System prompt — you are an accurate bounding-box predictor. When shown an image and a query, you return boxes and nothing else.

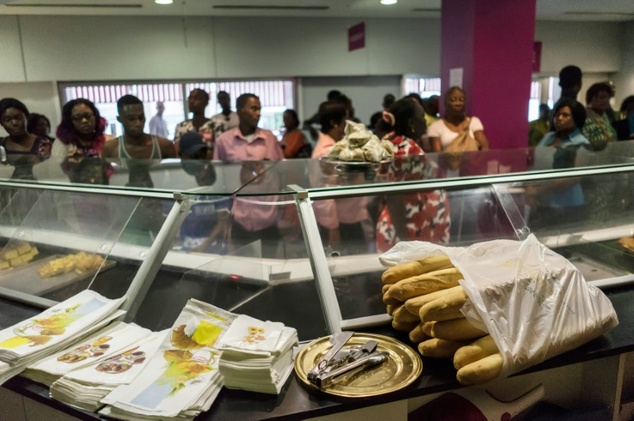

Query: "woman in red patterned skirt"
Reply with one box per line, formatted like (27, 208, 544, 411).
(376, 98, 451, 252)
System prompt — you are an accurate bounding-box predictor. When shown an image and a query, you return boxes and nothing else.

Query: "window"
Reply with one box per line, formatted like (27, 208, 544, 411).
(402, 76, 442, 98)
(59, 79, 296, 140)
(528, 81, 542, 121)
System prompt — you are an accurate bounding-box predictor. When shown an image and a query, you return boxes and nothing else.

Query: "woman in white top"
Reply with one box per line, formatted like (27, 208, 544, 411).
(428, 86, 490, 152)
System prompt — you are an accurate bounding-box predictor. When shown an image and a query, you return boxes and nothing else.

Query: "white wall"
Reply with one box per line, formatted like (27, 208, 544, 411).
(213, 17, 439, 78)
(0, 15, 631, 135)
(612, 21, 634, 107)
(535, 21, 622, 74)
(301, 76, 402, 126)
(19, 15, 218, 81)
(0, 16, 26, 83)
(5, 16, 439, 82)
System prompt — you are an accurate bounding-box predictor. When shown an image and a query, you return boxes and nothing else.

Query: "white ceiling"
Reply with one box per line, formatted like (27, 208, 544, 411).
(0, 0, 633, 21)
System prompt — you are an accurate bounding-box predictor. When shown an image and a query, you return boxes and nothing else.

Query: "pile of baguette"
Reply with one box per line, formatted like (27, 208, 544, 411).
(382, 255, 502, 385)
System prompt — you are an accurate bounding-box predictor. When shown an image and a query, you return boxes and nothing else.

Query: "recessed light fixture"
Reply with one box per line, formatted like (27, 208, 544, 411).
(155, 0, 173, 4)
(381, 0, 398, 5)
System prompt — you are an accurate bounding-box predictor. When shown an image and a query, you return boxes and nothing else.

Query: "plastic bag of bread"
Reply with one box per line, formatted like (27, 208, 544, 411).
(380, 234, 618, 381)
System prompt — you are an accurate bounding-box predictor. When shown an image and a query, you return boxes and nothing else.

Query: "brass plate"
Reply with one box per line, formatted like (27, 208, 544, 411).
(294, 333, 422, 398)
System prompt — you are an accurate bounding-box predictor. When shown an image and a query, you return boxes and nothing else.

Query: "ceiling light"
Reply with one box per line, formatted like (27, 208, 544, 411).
(155, 0, 173, 4)
(381, 0, 398, 5)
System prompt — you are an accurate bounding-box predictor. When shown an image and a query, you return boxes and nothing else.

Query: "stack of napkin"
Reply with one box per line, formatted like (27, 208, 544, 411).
(99, 299, 237, 421)
(216, 314, 298, 394)
(0, 290, 125, 385)
(49, 330, 166, 411)
(23, 322, 151, 387)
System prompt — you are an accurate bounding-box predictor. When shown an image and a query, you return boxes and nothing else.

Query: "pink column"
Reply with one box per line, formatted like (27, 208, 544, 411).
(440, 0, 536, 149)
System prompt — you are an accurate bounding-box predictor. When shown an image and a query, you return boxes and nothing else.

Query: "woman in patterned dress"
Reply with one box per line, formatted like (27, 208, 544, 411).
(582, 82, 617, 151)
(376, 98, 451, 252)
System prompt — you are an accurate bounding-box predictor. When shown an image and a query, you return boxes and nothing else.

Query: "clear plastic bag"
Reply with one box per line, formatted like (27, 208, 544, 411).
(380, 234, 618, 379)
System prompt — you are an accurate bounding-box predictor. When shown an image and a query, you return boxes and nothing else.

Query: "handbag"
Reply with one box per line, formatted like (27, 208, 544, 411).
(444, 118, 479, 170)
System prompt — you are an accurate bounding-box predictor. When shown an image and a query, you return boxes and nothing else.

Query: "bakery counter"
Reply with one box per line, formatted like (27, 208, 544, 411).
(3, 286, 634, 421)
(205, 285, 634, 420)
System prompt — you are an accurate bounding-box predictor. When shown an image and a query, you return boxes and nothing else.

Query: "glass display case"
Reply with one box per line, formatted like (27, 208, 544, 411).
(0, 142, 633, 342)
(1, 141, 634, 421)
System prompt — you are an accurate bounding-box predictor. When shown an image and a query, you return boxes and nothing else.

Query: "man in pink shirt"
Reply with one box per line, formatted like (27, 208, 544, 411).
(213, 94, 284, 258)
(213, 94, 283, 161)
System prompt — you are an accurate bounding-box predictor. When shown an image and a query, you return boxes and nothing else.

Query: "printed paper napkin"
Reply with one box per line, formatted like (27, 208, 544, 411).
(101, 299, 236, 419)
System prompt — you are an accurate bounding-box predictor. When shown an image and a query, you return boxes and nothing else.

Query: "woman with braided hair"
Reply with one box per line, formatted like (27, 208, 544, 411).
(53, 98, 113, 184)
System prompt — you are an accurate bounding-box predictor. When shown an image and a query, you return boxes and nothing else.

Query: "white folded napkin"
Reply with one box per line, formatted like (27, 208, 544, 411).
(216, 314, 284, 355)
(0, 290, 125, 365)
(3, 307, 125, 386)
(49, 330, 167, 411)
(25, 322, 151, 386)
(101, 299, 236, 419)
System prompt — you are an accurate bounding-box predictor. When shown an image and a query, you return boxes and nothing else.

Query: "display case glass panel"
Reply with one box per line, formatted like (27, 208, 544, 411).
(126, 193, 328, 341)
(0, 186, 172, 305)
(497, 168, 634, 286)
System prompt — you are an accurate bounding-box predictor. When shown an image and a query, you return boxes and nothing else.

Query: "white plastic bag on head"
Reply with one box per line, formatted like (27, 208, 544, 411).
(380, 234, 618, 379)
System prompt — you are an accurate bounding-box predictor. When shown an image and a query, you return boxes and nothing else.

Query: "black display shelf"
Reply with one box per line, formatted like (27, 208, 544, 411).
(2, 287, 634, 421)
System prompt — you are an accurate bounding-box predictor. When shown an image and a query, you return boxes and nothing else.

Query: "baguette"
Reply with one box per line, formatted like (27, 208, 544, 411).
(392, 318, 419, 333)
(453, 335, 499, 370)
(404, 288, 453, 315)
(421, 321, 435, 338)
(456, 353, 504, 385)
(387, 267, 464, 302)
(419, 286, 468, 322)
(409, 323, 429, 344)
(431, 318, 487, 342)
(382, 284, 391, 295)
(382, 289, 401, 306)
(393, 304, 420, 324)
(381, 255, 453, 285)
(418, 338, 469, 359)
(386, 304, 395, 316)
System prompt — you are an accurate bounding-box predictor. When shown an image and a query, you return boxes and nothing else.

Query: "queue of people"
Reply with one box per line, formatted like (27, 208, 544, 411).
(1, 74, 632, 258)
(530, 65, 634, 149)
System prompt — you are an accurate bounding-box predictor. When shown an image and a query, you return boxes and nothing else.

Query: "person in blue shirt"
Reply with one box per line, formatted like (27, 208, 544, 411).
(177, 131, 230, 254)
(538, 98, 589, 149)
(529, 99, 589, 230)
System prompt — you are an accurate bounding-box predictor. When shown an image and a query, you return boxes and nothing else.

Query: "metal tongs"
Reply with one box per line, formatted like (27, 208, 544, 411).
(0, 146, 7, 165)
(307, 332, 388, 389)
